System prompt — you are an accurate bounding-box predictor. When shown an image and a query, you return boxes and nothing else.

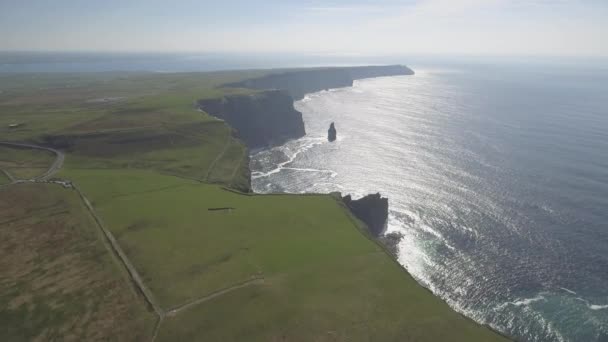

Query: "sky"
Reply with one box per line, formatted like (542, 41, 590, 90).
(1, 0, 607, 57)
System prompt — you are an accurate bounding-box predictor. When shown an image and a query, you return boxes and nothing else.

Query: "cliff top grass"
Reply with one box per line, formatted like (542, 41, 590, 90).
(0, 170, 10, 185)
(60, 167, 508, 342)
(0, 70, 266, 143)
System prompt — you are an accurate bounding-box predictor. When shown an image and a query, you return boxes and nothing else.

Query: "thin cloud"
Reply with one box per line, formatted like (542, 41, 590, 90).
(306, 6, 390, 14)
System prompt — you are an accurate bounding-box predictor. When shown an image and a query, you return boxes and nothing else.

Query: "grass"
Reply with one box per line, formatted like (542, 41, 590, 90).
(0, 183, 156, 341)
(62, 168, 508, 341)
(0, 145, 56, 180)
(0, 71, 254, 190)
(52, 120, 249, 191)
(0, 170, 10, 185)
(0, 70, 266, 142)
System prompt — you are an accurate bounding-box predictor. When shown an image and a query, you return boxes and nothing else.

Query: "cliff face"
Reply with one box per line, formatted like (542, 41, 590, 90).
(198, 90, 305, 148)
(346, 65, 415, 80)
(343, 193, 389, 237)
(227, 65, 414, 100)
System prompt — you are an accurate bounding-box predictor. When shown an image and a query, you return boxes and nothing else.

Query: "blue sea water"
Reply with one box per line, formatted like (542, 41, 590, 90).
(251, 63, 608, 341)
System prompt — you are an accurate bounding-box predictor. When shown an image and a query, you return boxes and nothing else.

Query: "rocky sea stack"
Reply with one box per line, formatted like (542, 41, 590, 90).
(328, 122, 337, 142)
(342, 193, 389, 237)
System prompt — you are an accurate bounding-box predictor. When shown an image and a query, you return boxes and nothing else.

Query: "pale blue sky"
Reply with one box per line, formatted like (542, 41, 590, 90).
(1, 0, 607, 56)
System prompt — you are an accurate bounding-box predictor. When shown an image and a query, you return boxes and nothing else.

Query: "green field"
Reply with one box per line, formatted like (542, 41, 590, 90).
(0, 183, 156, 341)
(0, 171, 10, 185)
(59, 168, 507, 341)
(1, 70, 509, 341)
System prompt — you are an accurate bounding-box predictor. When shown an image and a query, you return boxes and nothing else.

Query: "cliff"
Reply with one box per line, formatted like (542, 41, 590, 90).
(198, 90, 306, 149)
(226, 65, 414, 100)
(342, 193, 389, 237)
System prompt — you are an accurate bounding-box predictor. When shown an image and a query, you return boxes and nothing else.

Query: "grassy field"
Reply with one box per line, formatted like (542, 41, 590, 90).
(0, 145, 56, 180)
(0, 71, 255, 190)
(0, 71, 265, 143)
(61, 168, 508, 341)
(1, 70, 509, 341)
(0, 171, 10, 185)
(0, 183, 156, 341)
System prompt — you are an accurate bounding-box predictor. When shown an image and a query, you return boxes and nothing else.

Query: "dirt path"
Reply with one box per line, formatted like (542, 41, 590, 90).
(74, 187, 164, 313)
(204, 136, 232, 182)
(166, 277, 264, 317)
(0, 141, 65, 181)
(1, 168, 15, 183)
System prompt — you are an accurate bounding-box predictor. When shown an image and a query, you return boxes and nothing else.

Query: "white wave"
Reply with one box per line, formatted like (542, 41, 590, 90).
(540, 204, 555, 214)
(496, 295, 546, 311)
(282, 167, 338, 177)
(311, 182, 344, 191)
(571, 295, 608, 311)
(417, 223, 456, 251)
(251, 138, 326, 179)
(559, 287, 577, 295)
(589, 304, 608, 310)
(511, 295, 546, 307)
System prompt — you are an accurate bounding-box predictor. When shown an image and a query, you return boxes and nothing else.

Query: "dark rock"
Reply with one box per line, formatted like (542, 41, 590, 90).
(198, 90, 305, 149)
(378, 232, 404, 258)
(328, 122, 337, 142)
(343, 193, 389, 237)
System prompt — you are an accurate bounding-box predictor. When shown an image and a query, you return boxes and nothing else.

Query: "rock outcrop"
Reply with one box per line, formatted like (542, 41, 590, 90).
(226, 65, 414, 101)
(328, 122, 337, 142)
(342, 193, 389, 237)
(198, 90, 305, 148)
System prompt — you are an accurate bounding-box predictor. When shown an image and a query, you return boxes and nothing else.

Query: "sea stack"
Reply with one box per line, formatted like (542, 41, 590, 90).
(328, 122, 337, 142)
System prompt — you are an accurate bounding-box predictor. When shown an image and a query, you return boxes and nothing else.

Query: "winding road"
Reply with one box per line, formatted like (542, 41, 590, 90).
(0, 141, 65, 181)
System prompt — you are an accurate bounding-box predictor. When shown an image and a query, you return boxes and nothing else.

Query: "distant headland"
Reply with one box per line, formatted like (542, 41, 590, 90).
(199, 65, 414, 149)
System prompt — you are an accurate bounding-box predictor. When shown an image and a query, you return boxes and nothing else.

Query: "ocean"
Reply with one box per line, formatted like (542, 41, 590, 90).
(250, 63, 608, 342)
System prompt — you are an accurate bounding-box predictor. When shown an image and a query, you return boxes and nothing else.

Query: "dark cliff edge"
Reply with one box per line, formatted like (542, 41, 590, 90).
(340, 192, 403, 257)
(198, 90, 306, 149)
(342, 193, 389, 237)
(201, 65, 414, 149)
(225, 65, 415, 101)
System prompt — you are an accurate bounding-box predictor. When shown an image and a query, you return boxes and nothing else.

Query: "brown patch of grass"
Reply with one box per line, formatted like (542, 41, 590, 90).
(41, 127, 199, 158)
(0, 183, 155, 341)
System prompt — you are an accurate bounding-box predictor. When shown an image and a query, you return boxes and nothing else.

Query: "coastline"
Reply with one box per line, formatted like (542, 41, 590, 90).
(243, 71, 514, 341)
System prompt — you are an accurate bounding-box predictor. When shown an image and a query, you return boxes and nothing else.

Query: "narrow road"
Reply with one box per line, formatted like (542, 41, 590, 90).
(204, 136, 232, 182)
(1, 168, 15, 183)
(74, 187, 165, 316)
(0, 141, 65, 180)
